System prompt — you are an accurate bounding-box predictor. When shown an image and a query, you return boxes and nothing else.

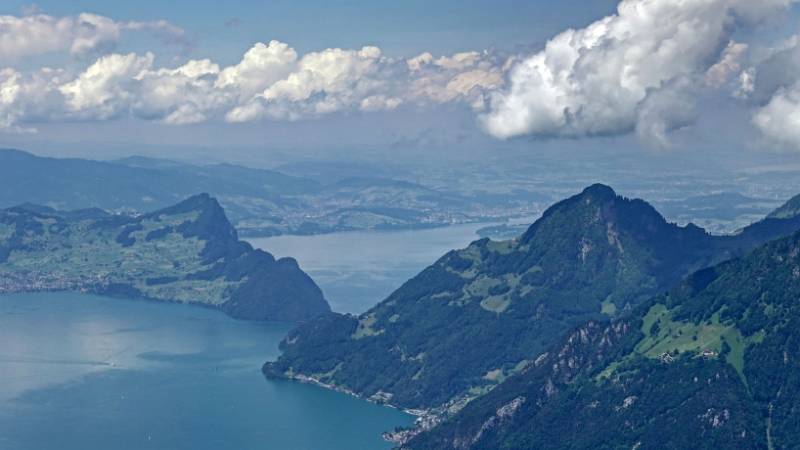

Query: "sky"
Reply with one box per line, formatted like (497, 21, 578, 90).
(3, 0, 800, 165)
(1, 0, 622, 58)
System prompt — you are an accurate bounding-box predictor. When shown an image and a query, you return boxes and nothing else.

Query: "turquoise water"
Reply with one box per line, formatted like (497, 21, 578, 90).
(0, 292, 413, 450)
(0, 224, 495, 449)
(249, 223, 492, 314)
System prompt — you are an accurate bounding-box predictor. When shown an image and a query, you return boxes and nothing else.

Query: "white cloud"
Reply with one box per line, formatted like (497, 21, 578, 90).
(135, 59, 224, 125)
(735, 68, 756, 99)
(215, 41, 297, 97)
(407, 51, 505, 110)
(705, 41, 749, 88)
(0, 12, 185, 60)
(0, 69, 23, 130)
(481, 0, 796, 142)
(0, 38, 502, 131)
(750, 36, 800, 149)
(9, 0, 796, 144)
(4, 0, 800, 154)
(635, 77, 698, 148)
(740, 27, 800, 149)
(753, 82, 800, 148)
(360, 95, 402, 112)
(60, 52, 154, 118)
(0, 67, 72, 132)
(239, 45, 400, 120)
(0, 11, 508, 131)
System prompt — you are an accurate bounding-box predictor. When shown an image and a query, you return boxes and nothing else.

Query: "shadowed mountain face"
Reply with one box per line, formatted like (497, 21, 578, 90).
(0, 194, 330, 322)
(407, 229, 800, 449)
(264, 185, 800, 412)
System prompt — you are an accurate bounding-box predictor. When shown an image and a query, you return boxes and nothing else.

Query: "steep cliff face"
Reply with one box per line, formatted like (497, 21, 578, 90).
(0, 194, 330, 322)
(264, 185, 800, 411)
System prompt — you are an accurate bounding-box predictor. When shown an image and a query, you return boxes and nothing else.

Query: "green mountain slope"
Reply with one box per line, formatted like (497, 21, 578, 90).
(263, 185, 800, 412)
(407, 229, 800, 449)
(0, 194, 330, 322)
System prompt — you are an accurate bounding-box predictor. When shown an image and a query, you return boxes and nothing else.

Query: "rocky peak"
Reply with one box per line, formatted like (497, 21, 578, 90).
(520, 184, 674, 249)
(154, 193, 237, 241)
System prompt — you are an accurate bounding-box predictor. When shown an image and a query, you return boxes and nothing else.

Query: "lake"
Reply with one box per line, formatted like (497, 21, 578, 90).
(0, 292, 413, 450)
(249, 223, 492, 313)
(0, 224, 493, 449)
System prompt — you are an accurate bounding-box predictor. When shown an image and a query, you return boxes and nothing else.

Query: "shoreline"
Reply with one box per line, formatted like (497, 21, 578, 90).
(266, 371, 456, 446)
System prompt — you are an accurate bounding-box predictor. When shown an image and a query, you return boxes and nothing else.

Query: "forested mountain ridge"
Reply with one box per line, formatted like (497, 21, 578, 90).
(0, 194, 330, 322)
(406, 228, 800, 449)
(264, 185, 800, 414)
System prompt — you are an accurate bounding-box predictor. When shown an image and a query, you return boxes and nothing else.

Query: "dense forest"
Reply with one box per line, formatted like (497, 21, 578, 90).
(407, 229, 800, 449)
(265, 185, 800, 412)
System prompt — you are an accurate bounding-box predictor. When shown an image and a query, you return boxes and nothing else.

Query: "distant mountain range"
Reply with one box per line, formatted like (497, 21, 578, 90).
(0, 149, 490, 236)
(1, 148, 788, 238)
(263, 185, 800, 446)
(0, 194, 329, 322)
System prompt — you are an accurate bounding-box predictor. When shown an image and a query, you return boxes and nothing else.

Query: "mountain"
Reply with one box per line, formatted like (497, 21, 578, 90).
(0, 194, 330, 322)
(768, 192, 800, 220)
(405, 228, 800, 449)
(0, 149, 481, 236)
(263, 185, 800, 416)
(733, 194, 800, 245)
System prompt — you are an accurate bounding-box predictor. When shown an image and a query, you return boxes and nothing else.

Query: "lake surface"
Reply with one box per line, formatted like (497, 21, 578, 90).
(249, 223, 493, 314)
(0, 292, 413, 450)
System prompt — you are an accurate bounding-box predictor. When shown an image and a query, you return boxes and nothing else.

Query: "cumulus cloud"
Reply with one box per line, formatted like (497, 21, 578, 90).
(10, 0, 798, 147)
(1, 69, 56, 132)
(480, 0, 797, 142)
(407, 51, 506, 110)
(0, 12, 185, 60)
(228, 45, 402, 121)
(0, 10, 508, 131)
(215, 41, 297, 97)
(137, 59, 225, 124)
(0, 69, 23, 130)
(705, 41, 749, 88)
(60, 53, 154, 119)
(753, 83, 800, 147)
(0, 38, 504, 131)
(747, 36, 800, 149)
